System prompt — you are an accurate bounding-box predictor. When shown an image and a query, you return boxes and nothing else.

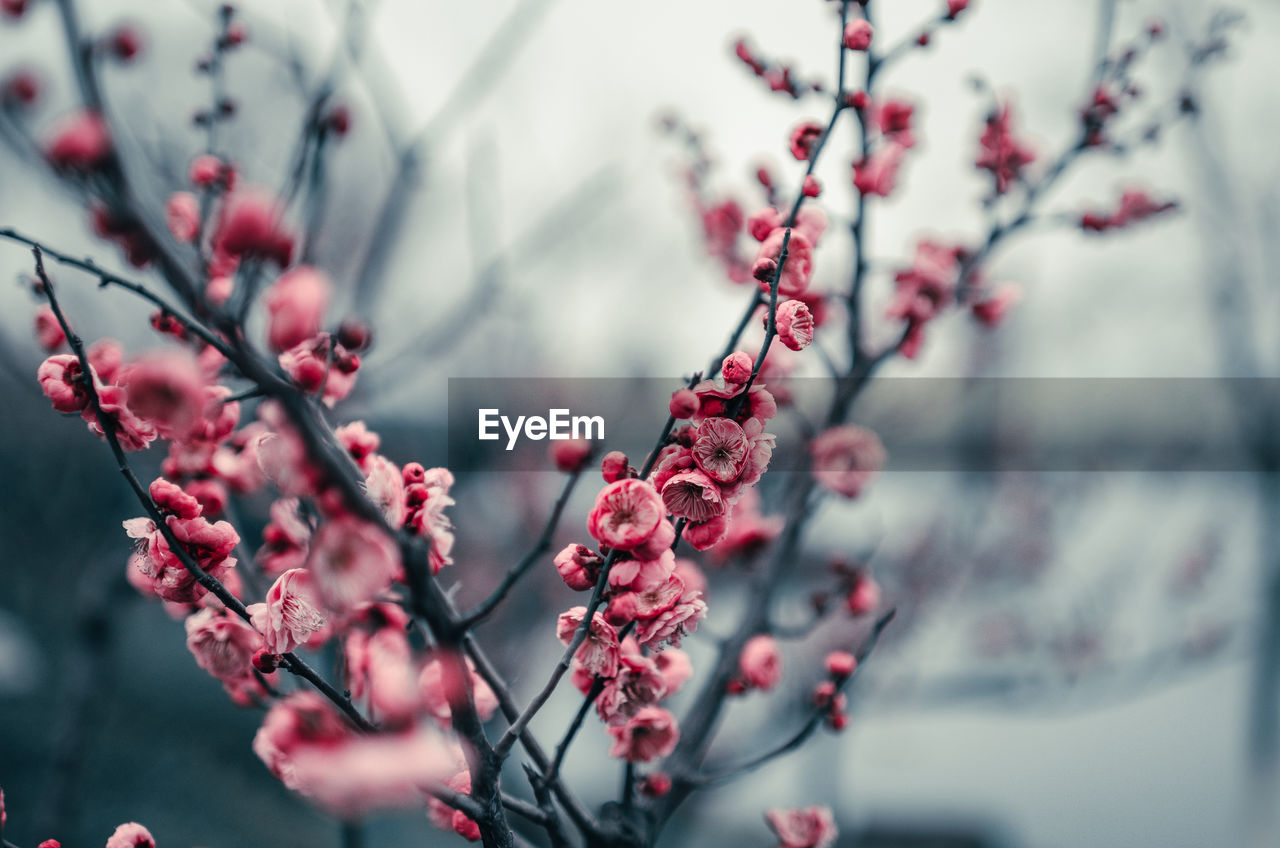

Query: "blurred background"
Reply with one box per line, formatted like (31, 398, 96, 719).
(0, 0, 1277, 846)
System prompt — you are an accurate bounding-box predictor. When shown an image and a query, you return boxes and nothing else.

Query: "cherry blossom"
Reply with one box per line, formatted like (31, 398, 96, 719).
(246, 568, 327, 654)
(104, 823, 155, 848)
(765, 806, 837, 848)
(587, 478, 665, 551)
(557, 606, 621, 679)
(810, 425, 886, 498)
(607, 705, 679, 762)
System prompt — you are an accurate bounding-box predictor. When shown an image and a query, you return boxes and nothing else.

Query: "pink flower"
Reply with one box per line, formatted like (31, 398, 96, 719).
(669, 388, 699, 419)
(788, 121, 824, 161)
(692, 418, 749, 484)
(608, 549, 675, 593)
(557, 606, 621, 678)
(971, 282, 1022, 327)
(655, 647, 693, 695)
(607, 706, 679, 762)
(635, 588, 706, 650)
(405, 468, 456, 574)
(247, 569, 327, 654)
(755, 229, 814, 296)
(306, 518, 400, 613)
(335, 420, 381, 471)
(84, 383, 157, 451)
(555, 543, 603, 591)
(45, 110, 111, 171)
(253, 691, 351, 789)
(189, 154, 229, 188)
(1, 0, 28, 18)
(184, 607, 263, 687)
(1081, 189, 1178, 233)
(853, 142, 906, 197)
(343, 624, 419, 722)
(88, 339, 124, 382)
(775, 299, 814, 351)
(629, 574, 685, 621)
(286, 728, 454, 818)
(264, 267, 331, 353)
(364, 455, 406, 527)
(587, 479, 665, 551)
(551, 438, 592, 473)
(256, 497, 311, 575)
(876, 100, 916, 148)
(682, 514, 729, 551)
(846, 572, 881, 616)
(419, 653, 499, 727)
(739, 634, 783, 690)
(977, 103, 1036, 194)
(165, 192, 199, 242)
(888, 240, 961, 356)
(842, 20, 873, 51)
(104, 823, 155, 848)
(600, 450, 632, 483)
(37, 354, 91, 412)
(825, 650, 857, 677)
(34, 306, 65, 351)
(149, 477, 202, 519)
(597, 652, 667, 725)
(661, 469, 725, 522)
(810, 425, 886, 498)
(947, 0, 971, 18)
(117, 351, 208, 440)
(212, 189, 294, 266)
(278, 334, 360, 406)
(765, 806, 838, 848)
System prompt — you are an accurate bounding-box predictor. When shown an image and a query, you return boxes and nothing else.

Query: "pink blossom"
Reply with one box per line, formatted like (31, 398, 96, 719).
(405, 468, 456, 573)
(587, 479, 665, 551)
(682, 513, 729, 551)
(635, 588, 706, 650)
(253, 691, 350, 789)
(184, 607, 263, 687)
(739, 634, 783, 690)
(335, 420, 381, 471)
(825, 650, 857, 677)
(189, 154, 229, 188)
(104, 823, 155, 848)
(977, 103, 1036, 194)
(607, 706, 679, 762)
(165, 192, 199, 242)
(597, 652, 667, 725)
(117, 351, 208, 440)
(842, 20, 873, 51)
(555, 543, 603, 591)
(775, 299, 814, 351)
(609, 549, 675, 593)
(1081, 189, 1178, 233)
(810, 425, 886, 498)
(655, 647, 693, 695)
(888, 240, 961, 356)
(45, 110, 111, 171)
(306, 518, 400, 613)
(247, 568, 327, 654)
(419, 653, 499, 727)
(600, 450, 632, 483)
(149, 477, 202, 519)
(557, 606, 621, 678)
(853, 142, 906, 197)
(364, 455, 406, 527)
(788, 121, 823, 161)
(669, 388, 699, 419)
(88, 339, 124, 382)
(748, 207, 784, 242)
(629, 574, 685, 621)
(847, 572, 882, 616)
(947, 0, 971, 19)
(876, 100, 916, 148)
(1, 0, 28, 18)
(755, 229, 813, 296)
(711, 489, 783, 563)
(34, 306, 65, 351)
(37, 354, 91, 412)
(692, 417, 749, 483)
(661, 469, 725, 522)
(83, 382, 158, 451)
(256, 497, 311, 575)
(264, 267, 331, 353)
(343, 624, 419, 722)
(212, 189, 294, 266)
(287, 728, 454, 818)
(765, 806, 838, 848)
(971, 282, 1022, 327)
(551, 438, 592, 472)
